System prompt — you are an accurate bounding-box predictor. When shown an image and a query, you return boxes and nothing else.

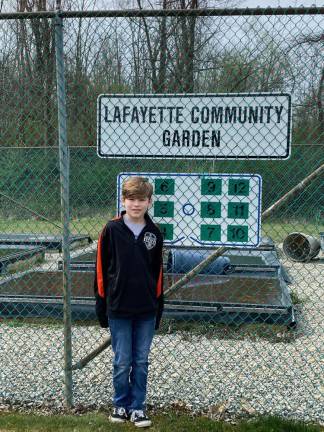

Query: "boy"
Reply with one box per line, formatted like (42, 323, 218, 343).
(94, 176, 164, 428)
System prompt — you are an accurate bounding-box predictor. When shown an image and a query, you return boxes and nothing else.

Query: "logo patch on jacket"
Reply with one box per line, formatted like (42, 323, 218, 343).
(143, 232, 157, 250)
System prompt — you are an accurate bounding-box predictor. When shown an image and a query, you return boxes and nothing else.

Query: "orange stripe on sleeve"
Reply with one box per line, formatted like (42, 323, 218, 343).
(96, 233, 105, 298)
(156, 266, 163, 298)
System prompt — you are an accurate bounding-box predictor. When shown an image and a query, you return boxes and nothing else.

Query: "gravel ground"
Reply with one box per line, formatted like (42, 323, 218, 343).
(0, 248, 323, 423)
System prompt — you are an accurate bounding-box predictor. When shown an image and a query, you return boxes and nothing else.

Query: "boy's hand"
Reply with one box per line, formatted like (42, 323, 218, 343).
(99, 317, 109, 328)
(155, 317, 161, 330)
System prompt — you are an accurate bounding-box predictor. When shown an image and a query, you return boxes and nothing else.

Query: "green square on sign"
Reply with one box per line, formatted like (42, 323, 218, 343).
(228, 179, 250, 196)
(201, 202, 221, 218)
(154, 201, 174, 218)
(227, 225, 249, 242)
(158, 223, 173, 240)
(200, 224, 221, 241)
(227, 202, 249, 219)
(201, 178, 222, 195)
(155, 179, 175, 195)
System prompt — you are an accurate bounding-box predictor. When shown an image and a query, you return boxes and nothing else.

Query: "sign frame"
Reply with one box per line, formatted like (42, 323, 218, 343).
(117, 172, 262, 249)
(98, 93, 292, 160)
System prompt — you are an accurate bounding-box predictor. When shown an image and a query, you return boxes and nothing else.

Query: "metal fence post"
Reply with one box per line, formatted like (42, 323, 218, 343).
(54, 11, 73, 408)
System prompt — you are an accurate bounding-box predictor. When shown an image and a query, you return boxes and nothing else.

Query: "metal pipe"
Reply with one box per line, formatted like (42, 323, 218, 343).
(71, 336, 111, 370)
(55, 12, 73, 408)
(0, 7, 323, 20)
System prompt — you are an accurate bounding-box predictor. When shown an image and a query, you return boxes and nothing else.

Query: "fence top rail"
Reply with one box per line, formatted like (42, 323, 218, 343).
(0, 6, 323, 20)
(0, 143, 323, 150)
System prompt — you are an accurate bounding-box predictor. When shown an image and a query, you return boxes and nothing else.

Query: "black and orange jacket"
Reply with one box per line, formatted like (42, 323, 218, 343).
(94, 211, 164, 330)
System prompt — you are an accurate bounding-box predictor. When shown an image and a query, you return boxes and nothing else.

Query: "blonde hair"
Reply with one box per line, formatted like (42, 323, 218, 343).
(122, 176, 153, 200)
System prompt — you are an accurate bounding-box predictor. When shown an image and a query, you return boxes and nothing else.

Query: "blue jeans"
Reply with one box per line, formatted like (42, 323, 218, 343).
(109, 317, 155, 411)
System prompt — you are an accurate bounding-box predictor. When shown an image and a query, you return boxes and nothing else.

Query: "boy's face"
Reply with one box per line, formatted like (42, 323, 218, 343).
(122, 196, 152, 222)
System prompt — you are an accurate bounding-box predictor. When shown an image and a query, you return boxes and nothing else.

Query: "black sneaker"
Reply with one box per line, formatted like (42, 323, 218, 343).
(130, 410, 152, 428)
(110, 407, 128, 423)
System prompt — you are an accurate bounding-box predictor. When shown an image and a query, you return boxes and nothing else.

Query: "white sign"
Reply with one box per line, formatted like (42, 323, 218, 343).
(98, 93, 291, 159)
(117, 172, 262, 248)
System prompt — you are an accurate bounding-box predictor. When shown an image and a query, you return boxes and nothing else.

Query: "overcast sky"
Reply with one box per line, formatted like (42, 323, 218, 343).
(241, 0, 323, 6)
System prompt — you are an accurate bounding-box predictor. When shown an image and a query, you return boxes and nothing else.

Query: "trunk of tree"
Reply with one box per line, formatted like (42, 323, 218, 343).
(158, 0, 168, 92)
(130, 19, 141, 91)
(137, 0, 158, 92)
(184, 0, 197, 92)
(17, 0, 55, 147)
(172, 0, 198, 92)
(317, 66, 324, 135)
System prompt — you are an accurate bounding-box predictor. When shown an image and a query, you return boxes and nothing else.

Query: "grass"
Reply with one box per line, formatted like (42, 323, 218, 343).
(0, 412, 322, 432)
(0, 217, 322, 243)
(0, 249, 22, 258)
(0, 217, 108, 241)
(289, 290, 309, 306)
(160, 320, 297, 342)
(261, 221, 323, 243)
(6, 254, 45, 274)
(0, 317, 64, 328)
(0, 317, 297, 343)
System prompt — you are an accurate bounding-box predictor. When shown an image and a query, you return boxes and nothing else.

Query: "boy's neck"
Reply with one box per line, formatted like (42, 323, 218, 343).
(124, 212, 146, 225)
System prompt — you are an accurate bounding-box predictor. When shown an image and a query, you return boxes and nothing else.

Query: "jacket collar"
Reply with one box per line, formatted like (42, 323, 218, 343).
(119, 210, 155, 229)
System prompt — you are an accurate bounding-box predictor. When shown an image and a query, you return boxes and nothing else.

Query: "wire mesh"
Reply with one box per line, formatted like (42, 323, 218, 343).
(0, 5, 323, 422)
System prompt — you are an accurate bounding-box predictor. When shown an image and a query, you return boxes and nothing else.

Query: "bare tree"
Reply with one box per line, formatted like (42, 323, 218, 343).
(15, 0, 56, 147)
(295, 33, 324, 135)
(286, 31, 324, 141)
(135, 0, 200, 92)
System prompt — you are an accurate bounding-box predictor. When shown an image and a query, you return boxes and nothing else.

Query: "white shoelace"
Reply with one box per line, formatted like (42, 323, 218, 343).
(131, 410, 145, 419)
(116, 407, 127, 416)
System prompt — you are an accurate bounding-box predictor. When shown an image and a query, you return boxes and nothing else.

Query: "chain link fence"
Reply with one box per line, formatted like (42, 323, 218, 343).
(0, 4, 323, 423)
